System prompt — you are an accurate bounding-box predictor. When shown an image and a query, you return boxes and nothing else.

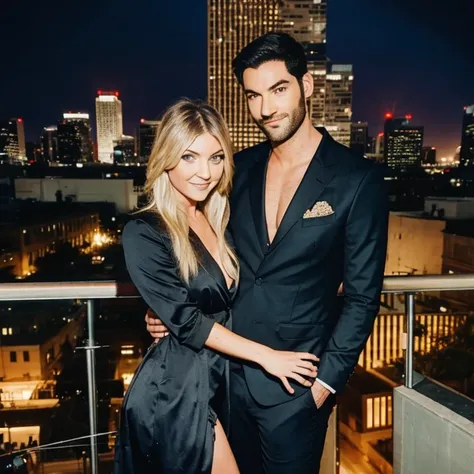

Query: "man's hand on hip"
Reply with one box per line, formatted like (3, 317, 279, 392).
(310, 380, 331, 408)
(145, 308, 168, 342)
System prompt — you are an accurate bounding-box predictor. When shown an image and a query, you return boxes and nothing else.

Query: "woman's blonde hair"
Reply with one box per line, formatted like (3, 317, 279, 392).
(140, 98, 239, 283)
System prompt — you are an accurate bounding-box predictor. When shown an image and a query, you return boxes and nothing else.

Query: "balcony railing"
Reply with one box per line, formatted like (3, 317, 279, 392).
(1, 274, 473, 474)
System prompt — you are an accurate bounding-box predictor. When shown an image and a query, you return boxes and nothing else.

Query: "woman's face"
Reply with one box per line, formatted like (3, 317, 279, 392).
(168, 132, 225, 206)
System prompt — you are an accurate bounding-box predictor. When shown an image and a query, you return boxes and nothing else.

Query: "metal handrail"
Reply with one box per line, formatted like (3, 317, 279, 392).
(1, 274, 474, 301)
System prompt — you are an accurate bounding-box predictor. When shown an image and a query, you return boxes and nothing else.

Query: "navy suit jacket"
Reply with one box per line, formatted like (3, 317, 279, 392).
(229, 127, 389, 406)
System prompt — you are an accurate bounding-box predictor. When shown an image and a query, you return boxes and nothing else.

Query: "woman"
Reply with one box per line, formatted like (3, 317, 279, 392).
(114, 99, 318, 474)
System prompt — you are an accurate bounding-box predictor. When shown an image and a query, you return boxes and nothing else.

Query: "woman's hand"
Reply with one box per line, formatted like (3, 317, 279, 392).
(258, 349, 319, 394)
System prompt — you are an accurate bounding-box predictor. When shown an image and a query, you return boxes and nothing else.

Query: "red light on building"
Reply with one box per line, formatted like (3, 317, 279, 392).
(18, 118, 23, 123)
(377, 132, 384, 137)
(405, 113, 413, 120)
(115, 91, 119, 97)
(385, 113, 393, 119)
(98, 90, 102, 95)
(431, 147, 436, 150)
(444, 169, 451, 173)
(140, 118, 146, 124)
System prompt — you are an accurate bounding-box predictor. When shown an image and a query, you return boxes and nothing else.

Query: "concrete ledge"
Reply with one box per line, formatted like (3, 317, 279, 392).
(394, 384, 474, 474)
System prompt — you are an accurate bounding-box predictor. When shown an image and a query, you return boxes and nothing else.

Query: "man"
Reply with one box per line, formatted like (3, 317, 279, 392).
(145, 32, 389, 473)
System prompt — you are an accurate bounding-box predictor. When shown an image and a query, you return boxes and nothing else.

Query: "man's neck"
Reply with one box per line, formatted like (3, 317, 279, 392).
(271, 119, 323, 168)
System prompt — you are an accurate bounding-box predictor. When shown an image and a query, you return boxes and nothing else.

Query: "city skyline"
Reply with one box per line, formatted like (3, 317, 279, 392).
(1, 0, 472, 159)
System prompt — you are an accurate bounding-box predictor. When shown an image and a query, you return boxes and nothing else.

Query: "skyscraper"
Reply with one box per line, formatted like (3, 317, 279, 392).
(324, 65, 353, 146)
(113, 135, 136, 165)
(95, 91, 123, 163)
(460, 104, 474, 168)
(351, 122, 369, 155)
(41, 125, 58, 163)
(57, 113, 93, 164)
(208, 0, 281, 151)
(138, 119, 161, 162)
(384, 114, 424, 170)
(0, 118, 26, 161)
(421, 146, 437, 166)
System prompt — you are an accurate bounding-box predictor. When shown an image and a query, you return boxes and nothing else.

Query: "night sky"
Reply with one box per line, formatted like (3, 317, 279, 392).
(1, 0, 472, 159)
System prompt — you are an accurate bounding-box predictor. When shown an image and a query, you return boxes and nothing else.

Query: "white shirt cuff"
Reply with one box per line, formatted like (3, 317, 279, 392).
(316, 378, 336, 394)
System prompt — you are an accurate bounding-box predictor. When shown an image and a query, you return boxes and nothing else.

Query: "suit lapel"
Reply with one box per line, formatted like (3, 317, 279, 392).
(268, 128, 338, 253)
(248, 142, 271, 255)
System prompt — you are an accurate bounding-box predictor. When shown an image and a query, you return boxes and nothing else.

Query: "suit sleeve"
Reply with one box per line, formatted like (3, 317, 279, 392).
(122, 219, 215, 351)
(317, 166, 389, 392)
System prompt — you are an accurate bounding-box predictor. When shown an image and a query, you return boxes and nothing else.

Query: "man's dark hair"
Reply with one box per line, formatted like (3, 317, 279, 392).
(232, 32, 308, 86)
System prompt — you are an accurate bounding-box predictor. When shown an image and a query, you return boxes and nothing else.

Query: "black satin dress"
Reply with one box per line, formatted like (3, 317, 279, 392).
(113, 214, 236, 474)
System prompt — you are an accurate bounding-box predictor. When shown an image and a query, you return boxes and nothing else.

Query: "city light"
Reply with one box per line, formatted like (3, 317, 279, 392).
(385, 112, 393, 119)
(92, 232, 112, 247)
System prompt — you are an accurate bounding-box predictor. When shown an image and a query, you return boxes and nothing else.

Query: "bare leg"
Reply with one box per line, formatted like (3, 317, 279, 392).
(212, 419, 240, 474)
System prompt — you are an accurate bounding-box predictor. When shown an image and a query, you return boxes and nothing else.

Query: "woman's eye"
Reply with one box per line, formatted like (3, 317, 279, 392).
(181, 154, 195, 162)
(210, 154, 224, 163)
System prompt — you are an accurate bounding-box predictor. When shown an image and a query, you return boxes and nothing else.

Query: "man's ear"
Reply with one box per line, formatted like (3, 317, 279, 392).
(302, 72, 314, 100)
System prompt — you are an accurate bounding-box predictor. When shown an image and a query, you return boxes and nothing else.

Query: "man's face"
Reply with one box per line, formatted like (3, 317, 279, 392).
(242, 60, 308, 144)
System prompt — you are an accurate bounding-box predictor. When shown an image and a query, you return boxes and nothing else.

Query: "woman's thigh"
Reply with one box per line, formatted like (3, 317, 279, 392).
(212, 418, 239, 474)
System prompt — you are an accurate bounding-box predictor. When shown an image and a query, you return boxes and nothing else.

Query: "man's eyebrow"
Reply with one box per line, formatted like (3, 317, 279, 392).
(244, 79, 290, 95)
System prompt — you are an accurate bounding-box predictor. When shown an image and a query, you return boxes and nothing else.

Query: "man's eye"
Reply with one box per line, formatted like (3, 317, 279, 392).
(247, 94, 257, 101)
(275, 87, 286, 94)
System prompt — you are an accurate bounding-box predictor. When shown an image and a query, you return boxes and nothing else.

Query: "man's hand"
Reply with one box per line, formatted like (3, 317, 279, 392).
(310, 380, 331, 408)
(145, 308, 169, 342)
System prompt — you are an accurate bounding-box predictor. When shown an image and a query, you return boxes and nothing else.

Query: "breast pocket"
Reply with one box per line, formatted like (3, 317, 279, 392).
(301, 213, 337, 227)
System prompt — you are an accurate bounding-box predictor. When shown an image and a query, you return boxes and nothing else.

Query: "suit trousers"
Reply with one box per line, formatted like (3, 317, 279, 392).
(229, 366, 335, 474)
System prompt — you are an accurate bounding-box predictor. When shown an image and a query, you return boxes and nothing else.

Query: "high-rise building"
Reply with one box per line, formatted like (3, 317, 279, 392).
(113, 135, 136, 165)
(41, 126, 58, 163)
(324, 65, 353, 146)
(421, 146, 437, 166)
(375, 132, 384, 156)
(95, 91, 123, 164)
(278, 0, 327, 44)
(350, 122, 369, 155)
(384, 114, 423, 170)
(25, 142, 42, 163)
(0, 118, 26, 161)
(460, 104, 474, 167)
(57, 113, 93, 164)
(138, 119, 161, 162)
(208, 0, 281, 151)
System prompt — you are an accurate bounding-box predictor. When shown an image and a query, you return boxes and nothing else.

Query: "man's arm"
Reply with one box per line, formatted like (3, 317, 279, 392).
(316, 165, 389, 393)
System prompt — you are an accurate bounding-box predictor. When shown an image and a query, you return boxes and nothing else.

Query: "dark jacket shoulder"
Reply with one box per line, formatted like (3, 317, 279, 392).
(122, 210, 169, 242)
(233, 140, 270, 173)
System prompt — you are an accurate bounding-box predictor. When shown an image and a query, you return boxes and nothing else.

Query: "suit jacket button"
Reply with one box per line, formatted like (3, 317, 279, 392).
(255, 277, 263, 286)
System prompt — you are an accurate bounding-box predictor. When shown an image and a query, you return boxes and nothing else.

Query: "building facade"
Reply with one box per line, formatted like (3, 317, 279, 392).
(0, 118, 26, 161)
(460, 104, 474, 167)
(138, 119, 160, 162)
(57, 113, 93, 164)
(0, 210, 100, 278)
(14, 178, 139, 213)
(95, 91, 123, 163)
(384, 116, 423, 170)
(208, 0, 280, 151)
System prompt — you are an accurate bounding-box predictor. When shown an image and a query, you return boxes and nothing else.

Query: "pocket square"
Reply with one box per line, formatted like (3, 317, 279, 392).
(303, 201, 334, 218)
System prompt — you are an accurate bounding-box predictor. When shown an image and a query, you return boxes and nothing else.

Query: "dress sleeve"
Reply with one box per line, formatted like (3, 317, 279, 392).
(122, 219, 215, 351)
